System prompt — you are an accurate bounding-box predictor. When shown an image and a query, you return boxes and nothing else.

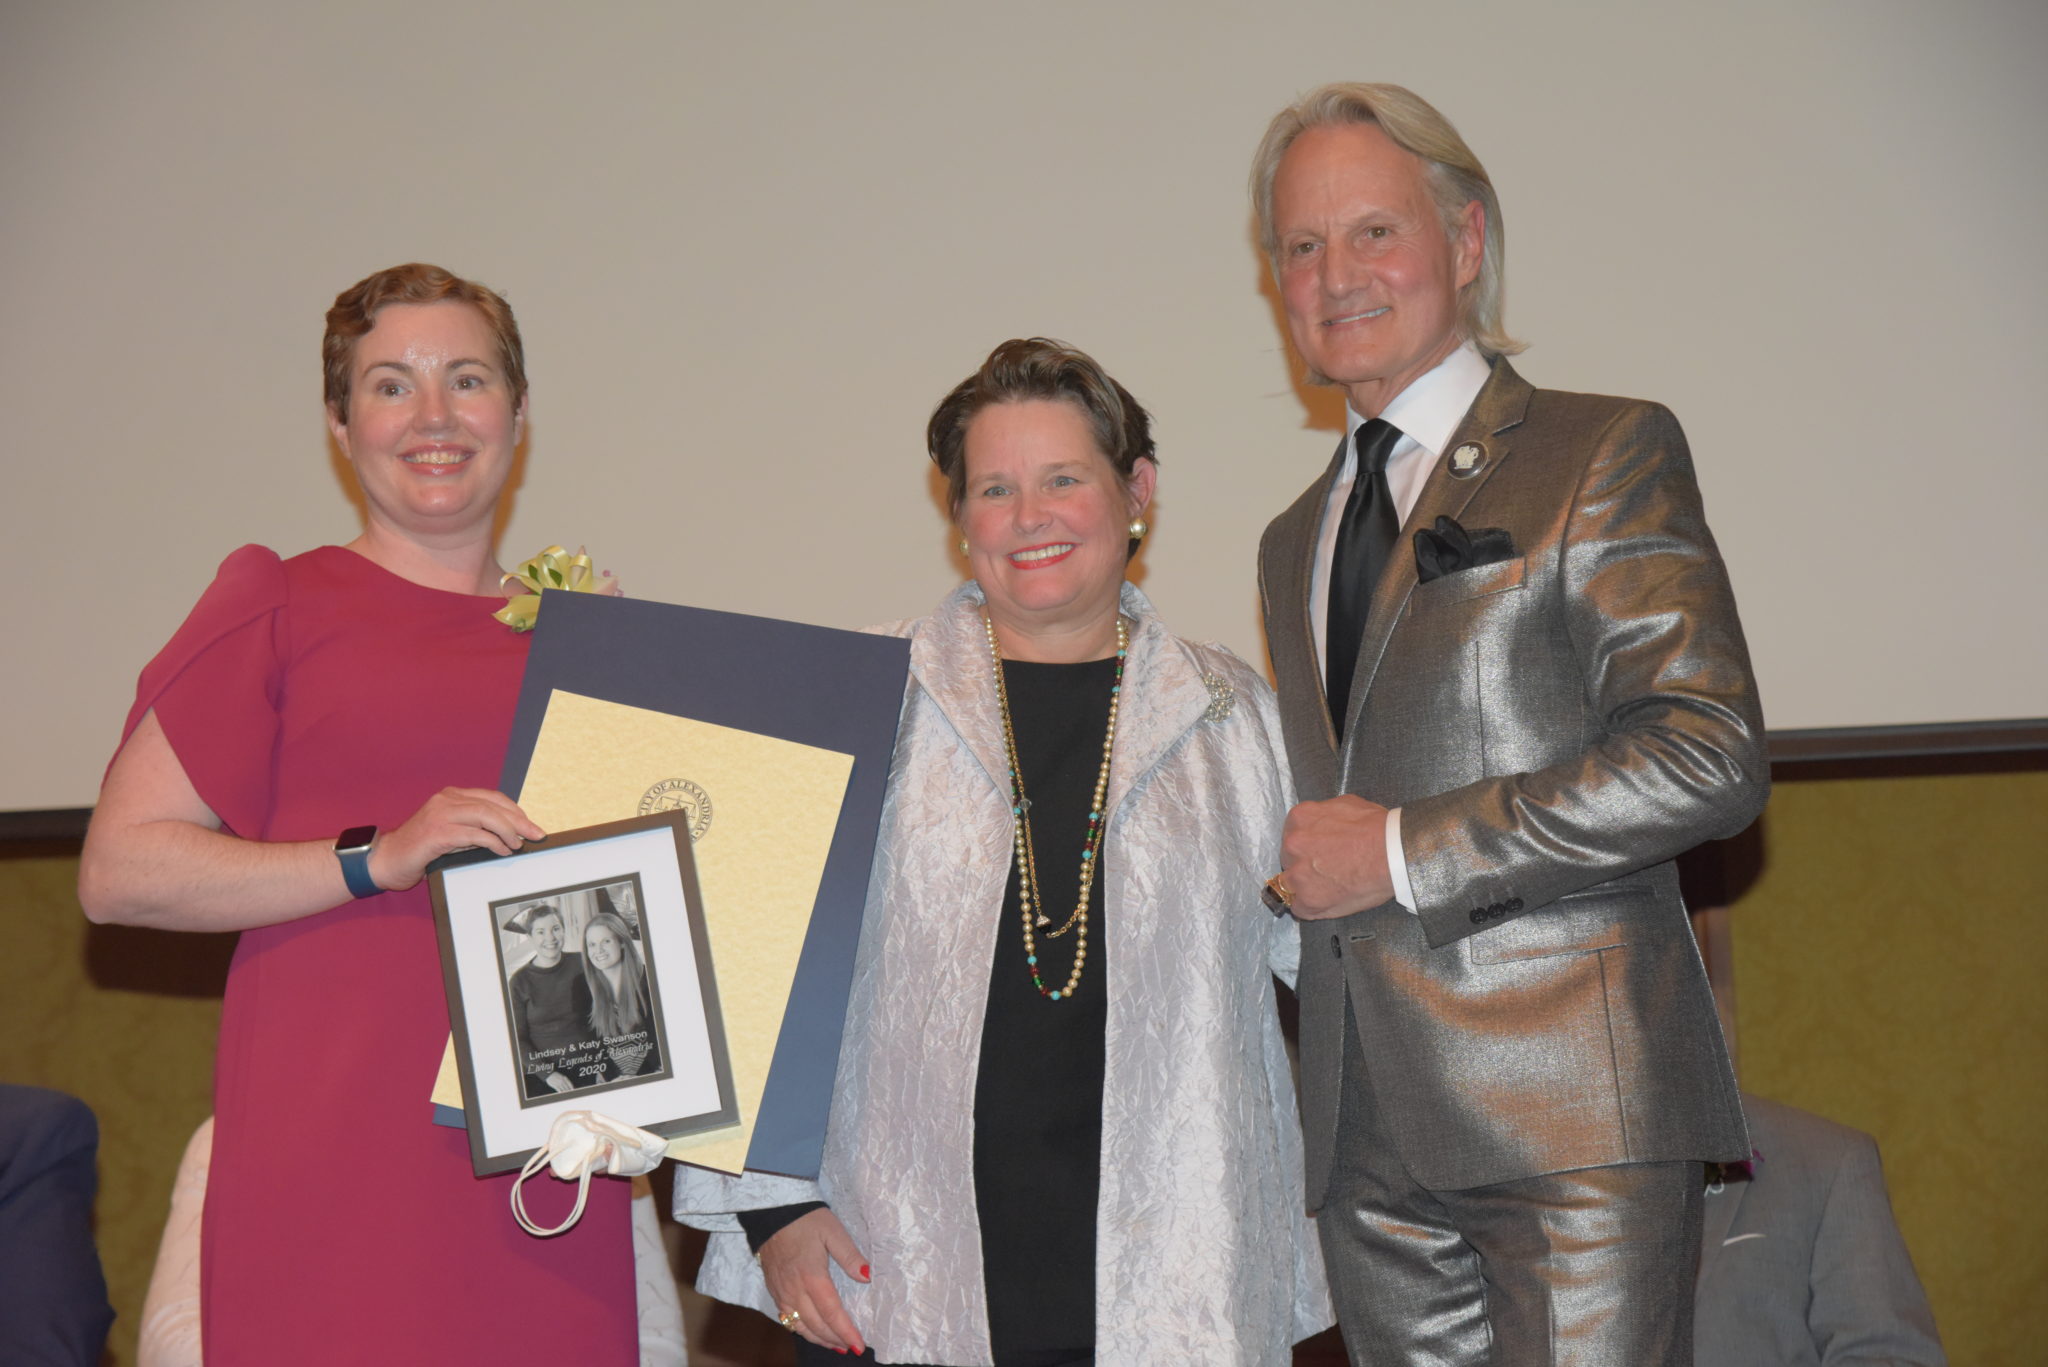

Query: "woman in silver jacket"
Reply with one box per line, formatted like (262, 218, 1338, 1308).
(673, 338, 1329, 1365)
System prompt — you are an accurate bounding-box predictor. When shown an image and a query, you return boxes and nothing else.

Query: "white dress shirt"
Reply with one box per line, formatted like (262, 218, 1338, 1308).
(1310, 341, 1493, 912)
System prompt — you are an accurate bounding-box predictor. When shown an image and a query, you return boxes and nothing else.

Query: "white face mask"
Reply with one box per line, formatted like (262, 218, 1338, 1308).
(510, 1109, 669, 1238)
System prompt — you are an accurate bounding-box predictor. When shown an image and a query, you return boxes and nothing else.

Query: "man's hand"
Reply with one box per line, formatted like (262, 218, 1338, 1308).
(1279, 795, 1395, 919)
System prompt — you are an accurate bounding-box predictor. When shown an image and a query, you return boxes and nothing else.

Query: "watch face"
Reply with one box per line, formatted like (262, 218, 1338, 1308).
(337, 825, 378, 852)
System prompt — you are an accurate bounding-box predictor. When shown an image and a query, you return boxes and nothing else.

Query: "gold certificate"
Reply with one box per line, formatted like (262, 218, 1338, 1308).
(434, 687, 854, 1174)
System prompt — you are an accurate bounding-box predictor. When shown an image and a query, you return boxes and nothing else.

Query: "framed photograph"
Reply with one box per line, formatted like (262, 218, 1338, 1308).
(429, 809, 739, 1175)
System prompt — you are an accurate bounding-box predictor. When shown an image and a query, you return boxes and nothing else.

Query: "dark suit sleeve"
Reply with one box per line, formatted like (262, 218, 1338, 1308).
(1400, 402, 1768, 943)
(736, 1200, 831, 1254)
(0, 1087, 116, 1367)
(1808, 1132, 1946, 1365)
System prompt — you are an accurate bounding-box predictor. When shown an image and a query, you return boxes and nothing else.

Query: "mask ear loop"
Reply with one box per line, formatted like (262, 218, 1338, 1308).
(511, 1140, 596, 1238)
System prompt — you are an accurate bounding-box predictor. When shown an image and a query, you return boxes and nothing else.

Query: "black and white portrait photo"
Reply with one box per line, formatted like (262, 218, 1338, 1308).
(432, 810, 739, 1174)
(491, 877, 669, 1106)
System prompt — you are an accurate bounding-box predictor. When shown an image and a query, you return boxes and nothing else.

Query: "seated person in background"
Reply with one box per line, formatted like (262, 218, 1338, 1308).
(0, 1085, 115, 1367)
(509, 903, 595, 1097)
(1696, 1091, 1946, 1367)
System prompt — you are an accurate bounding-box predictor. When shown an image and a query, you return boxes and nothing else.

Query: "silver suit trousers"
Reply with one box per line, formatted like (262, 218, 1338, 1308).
(1318, 997, 1703, 1366)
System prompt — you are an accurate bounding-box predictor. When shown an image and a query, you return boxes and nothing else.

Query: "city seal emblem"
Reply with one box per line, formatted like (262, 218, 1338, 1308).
(638, 778, 713, 841)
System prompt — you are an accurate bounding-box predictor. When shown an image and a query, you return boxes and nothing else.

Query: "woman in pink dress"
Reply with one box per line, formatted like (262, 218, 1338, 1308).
(79, 264, 637, 1364)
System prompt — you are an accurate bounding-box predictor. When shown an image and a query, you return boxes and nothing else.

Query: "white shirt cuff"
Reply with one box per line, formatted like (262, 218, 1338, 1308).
(1386, 807, 1417, 914)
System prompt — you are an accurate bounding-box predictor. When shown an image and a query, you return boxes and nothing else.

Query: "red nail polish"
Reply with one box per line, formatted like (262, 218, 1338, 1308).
(859, 1263, 870, 1280)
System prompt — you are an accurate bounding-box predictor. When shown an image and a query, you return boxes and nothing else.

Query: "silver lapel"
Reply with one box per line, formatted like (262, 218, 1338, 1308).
(914, 581, 1209, 829)
(907, 582, 1015, 805)
(1336, 362, 1532, 776)
(1300, 432, 1351, 754)
(1265, 432, 1351, 764)
(1101, 582, 1211, 824)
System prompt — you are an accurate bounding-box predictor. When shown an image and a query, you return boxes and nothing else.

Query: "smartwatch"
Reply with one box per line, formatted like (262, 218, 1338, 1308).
(334, 825, 381, 899)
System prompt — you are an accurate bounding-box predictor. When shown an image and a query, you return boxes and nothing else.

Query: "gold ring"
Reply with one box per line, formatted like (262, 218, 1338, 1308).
(1262, 874, 1294, 915)
(778, 1309, 801, 1329)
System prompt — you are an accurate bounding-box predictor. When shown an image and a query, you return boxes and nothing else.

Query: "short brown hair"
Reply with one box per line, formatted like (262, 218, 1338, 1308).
(926, 337, 1157, 516)
(322, 263, 527, 421)
(1250, 83, 1522, 359)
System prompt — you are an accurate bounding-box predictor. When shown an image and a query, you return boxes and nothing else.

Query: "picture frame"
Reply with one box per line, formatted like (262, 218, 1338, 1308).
(429, 809, 739, 1176)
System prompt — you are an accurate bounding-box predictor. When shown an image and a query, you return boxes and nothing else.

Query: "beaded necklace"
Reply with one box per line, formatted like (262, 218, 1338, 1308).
(983, 611, 1127, 1002)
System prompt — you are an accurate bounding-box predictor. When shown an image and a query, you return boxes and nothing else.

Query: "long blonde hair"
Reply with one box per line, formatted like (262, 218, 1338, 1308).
(1250, 82, 1523, 361)
(581, 911, 650, 1037)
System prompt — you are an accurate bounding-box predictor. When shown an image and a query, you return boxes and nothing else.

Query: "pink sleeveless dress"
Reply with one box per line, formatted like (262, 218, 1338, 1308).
(118, 544, 635, 1365)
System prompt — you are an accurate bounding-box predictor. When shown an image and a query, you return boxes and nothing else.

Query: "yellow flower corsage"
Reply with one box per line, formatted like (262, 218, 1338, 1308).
(494, 545, 620, 632)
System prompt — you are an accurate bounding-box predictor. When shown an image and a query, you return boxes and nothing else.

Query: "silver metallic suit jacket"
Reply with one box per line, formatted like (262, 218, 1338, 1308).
(1258, 358, 1769, 1202)
(673, 581, 1331, 1365)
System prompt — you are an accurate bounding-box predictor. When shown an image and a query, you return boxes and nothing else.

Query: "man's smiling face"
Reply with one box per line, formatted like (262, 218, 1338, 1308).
(1272, 121, 1483, 417)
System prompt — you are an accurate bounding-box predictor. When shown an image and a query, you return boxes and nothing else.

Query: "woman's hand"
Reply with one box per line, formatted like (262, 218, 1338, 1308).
(544, 1071, 574, 1094)
(367, 788, 546, 892)
(759, 1207, 870, 1355)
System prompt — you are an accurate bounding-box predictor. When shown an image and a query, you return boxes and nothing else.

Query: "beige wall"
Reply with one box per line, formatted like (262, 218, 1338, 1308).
(6, 0, 2048, 812)
(11, 766, 2047, 1362)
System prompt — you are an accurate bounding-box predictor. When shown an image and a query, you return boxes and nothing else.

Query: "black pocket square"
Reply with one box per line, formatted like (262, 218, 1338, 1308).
(1413, 516, 1516, 584)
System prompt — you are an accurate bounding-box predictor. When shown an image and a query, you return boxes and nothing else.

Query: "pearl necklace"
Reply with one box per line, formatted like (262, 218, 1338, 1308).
(984, 611, 1127, 1002)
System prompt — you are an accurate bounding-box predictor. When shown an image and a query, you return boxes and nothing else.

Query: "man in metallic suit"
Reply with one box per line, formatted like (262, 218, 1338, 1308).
(1254, 83, 1769, 1364)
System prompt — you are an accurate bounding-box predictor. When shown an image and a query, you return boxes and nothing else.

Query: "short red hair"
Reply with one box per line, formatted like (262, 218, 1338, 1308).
(322, 263, 526, 421)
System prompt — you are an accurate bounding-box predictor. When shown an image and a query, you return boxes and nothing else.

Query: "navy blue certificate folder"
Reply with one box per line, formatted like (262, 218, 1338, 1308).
(500, 590, 909, 1178)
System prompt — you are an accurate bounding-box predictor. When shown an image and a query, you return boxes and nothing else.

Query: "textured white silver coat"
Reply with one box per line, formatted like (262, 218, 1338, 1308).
(673, 581, 1331, 1364)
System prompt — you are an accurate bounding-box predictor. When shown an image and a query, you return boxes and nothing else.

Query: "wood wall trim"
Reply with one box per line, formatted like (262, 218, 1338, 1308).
(8, 719, 2044, 847)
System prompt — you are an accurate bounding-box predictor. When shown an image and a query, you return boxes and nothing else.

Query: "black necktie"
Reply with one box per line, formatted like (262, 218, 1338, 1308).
(1325, 418, 1403, 736)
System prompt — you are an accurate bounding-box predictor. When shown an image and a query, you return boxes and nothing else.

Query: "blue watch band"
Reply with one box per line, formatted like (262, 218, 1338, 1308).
(335, 825, 380, 899)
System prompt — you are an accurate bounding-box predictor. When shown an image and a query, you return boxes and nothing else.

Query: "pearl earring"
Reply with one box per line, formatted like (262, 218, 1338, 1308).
(1127, 518, 1149, 540)
(959, 537, 970, 556)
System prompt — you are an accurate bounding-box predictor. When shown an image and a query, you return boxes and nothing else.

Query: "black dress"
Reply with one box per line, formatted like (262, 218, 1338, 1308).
(772, 655, 1118, 1367)
(970, 655, 1116, 1359)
